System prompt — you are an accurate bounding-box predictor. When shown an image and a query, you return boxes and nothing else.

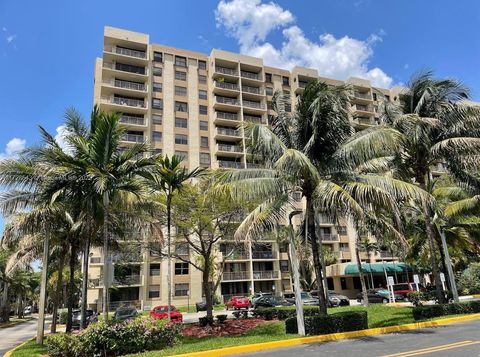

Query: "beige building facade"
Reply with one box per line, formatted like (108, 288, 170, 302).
(88, 26, 409, 311)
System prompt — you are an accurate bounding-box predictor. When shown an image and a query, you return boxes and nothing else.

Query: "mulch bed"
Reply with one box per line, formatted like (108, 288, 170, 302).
(182, 318, 267, 338)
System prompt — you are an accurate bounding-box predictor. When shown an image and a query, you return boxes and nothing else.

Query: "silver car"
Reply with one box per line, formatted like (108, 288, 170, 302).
(284, 292, 319, 305)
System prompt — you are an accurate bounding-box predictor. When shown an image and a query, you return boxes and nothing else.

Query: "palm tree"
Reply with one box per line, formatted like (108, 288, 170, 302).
(146, 155, 203, 320)
(359, 237, 378, 289)
(216, 82, 429, 315)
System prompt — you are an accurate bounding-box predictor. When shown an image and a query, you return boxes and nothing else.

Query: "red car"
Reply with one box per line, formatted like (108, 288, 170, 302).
(225, 296, 251, 310)
(392, 283, 425, 298)
(150, 305, 183, 322)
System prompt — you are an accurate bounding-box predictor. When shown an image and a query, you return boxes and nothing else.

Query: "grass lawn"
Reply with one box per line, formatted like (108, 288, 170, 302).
(10, 305, 474, 357)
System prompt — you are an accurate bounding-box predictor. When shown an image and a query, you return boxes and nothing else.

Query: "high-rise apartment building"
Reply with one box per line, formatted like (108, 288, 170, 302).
(87, 26, 405, 312)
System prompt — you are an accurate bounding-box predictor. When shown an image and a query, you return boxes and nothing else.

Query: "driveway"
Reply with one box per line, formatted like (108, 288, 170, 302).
(0, 315, 50, 356)
(237, 318, 480, 357)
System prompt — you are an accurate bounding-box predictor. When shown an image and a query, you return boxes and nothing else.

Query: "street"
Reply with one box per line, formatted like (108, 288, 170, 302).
(238, 319, 480, 357)
(0, 315, 50, 357)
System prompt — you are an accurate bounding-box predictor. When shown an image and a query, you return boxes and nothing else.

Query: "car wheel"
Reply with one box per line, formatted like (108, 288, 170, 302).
(383, 298, 389, 304)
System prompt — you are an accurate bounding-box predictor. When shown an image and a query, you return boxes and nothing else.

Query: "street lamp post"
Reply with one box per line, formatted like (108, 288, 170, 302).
(289, 210, 305, 336)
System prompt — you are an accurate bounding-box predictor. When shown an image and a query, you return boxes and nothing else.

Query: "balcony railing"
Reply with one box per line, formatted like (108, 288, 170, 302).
(244, 115, 266, 124)
(216, 128, 241, 137)
(114, 79, 146, 91)
(112, 252, 143, 263)
(215, 81, 239, 91)
(379, 250, 393, 258)
(253, 271, 279, 279)
(299, 81, 309, 88)
(216, 111, 239, 121)
(103, 62, 147, 75)
(217, 144, 243, 153)
(243, 100, 265, 109)
(110, 96, 146, 108)
(224, 251, 250, 260)
(222, 271, 250, 281)
(354, 91, 372, 100)
(216, 96, 240, 106)
(215, 66, 238, 76)
(352, 104, 374, 112)
(115, 47, 146, 59)
(320, 234, 339, 242)
(218, 160, 243, 169)
(120, 115, 145, 126)
(121, 133, 144, 143)
(113, 275, 142, 285)
(252, 251, 277, 259)
(241, 71, 261, 81)
(242, 85, 263, 95)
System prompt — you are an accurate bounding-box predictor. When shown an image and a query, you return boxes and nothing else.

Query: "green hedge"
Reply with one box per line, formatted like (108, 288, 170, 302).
(413, 300, 480, 320)
(285, 311, 368, 335)
(253, 306, 321, 321)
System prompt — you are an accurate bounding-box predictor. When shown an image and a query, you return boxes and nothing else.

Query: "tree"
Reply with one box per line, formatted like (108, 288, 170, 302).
(147, 155, 203, 320)
(359, 237, 378, 289)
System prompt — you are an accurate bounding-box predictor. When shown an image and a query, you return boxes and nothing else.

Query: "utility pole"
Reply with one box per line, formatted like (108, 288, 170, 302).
(439, 229, 459, 302)
(289, 210, 305, 336)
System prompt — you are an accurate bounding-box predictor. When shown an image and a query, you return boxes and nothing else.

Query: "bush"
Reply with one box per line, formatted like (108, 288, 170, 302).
(413, 300, 480, 320)
(255, 306, 321, 321)
(216, 314, 227, 323)
(46, 317, 181, 357)
(59, 310, 68, 325)
(285, 311, 368, 335)
(199, 316, 214, 327)
(407, 292, 425, 307)
(458, 263, 480, 295)
(232, 310, 249, 319)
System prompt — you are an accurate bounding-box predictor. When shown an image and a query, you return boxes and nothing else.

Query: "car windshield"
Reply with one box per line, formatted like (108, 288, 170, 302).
(301, 292, 313, 299)
(376, 289, 390, 294)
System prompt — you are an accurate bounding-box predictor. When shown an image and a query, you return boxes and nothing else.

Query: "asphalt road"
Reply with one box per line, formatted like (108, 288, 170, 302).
(239, 319, 480, 357)
(0, 315, 50, 356)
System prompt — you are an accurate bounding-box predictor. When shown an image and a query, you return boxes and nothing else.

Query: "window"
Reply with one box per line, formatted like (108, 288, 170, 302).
(153, 51, 163, 62)
(385, 95, 390, 101)
(175, 134, 188, 145)
(175, 283, 189, 296)
(199, 121, 208, 131)
(175, 101, 188, 112)
(266, 87, 273, 96)
(198, 74, 207, 84)
(175, 55, 187, 67)
(152, 114, 162, 125)
(327, 278, 334, 290)
(175, 71, 186, 81)
(199, 90, 208, 100)
(175, 86, 187, 96)
(175, 263, 189, 275)
(267, 101, 273, 110)
(336, 226, 348, 235)
(199, 105, 208, 115)
(198, 60, 207, 70)
(153, 67, 162, 76)
(150, 263, 160, 276)
(152, 98, 163, 109)
(153, 82, 162, 92)
(175, 150, 188, 160)
(149, 285, 160, 298)
(282, 76, 290, 86)
(152, 131, 162, 142)
(90, 257, 101, 264)
(175, 243, 189, 256)
(340, 277, 347, 290)
(175, 117, 188, 128)
(372, 93, 377, 101)
(200, 136, 209, 148)
(279, 243, 288, 253)
(200, 153, 210, 165)
(265, 73, 272, 83)
(280, 260, 289, 272)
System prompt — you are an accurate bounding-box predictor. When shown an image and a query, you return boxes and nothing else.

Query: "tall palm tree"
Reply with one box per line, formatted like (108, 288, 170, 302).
(146, 155, 203, 320)
(359, 237, 378, 289)
(216, 82, 429, 315)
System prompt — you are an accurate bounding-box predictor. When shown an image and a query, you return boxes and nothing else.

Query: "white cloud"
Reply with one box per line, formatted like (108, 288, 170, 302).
(0, 138, 26, 159)
(6, 34, 16, 44)
(54, 125, 72, 153)
(215, 0, 393, 88)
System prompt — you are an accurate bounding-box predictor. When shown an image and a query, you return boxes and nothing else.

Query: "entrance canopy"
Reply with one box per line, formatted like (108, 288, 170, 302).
(344, 262, 411, 275)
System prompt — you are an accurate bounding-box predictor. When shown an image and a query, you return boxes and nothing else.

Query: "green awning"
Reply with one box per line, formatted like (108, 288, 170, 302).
(344, 262, 411, 275)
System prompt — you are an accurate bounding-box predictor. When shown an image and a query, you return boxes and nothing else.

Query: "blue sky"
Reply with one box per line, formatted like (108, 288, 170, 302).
(0, 0, 479, 233)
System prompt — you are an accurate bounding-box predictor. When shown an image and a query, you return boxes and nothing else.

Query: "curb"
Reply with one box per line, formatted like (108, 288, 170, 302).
(4, 339, 33, 357)
(172, 313, 480, 357)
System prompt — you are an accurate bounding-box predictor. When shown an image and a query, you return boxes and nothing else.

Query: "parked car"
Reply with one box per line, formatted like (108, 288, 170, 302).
(327, 291, 350, 307)
(356, 289, 405, 304)
(150, 305, 183, 322)
(225, 296, 251, 310)
(284, 292, 319, 305)
(195, 301, 207, 312)
(252, 296, 293, 309)
(23, 306, 32, 315)
(113, 307, 138, 322)
(392, 283, 425, 298)
(72, 309, 98, 329)
(251, 292, 273, 305)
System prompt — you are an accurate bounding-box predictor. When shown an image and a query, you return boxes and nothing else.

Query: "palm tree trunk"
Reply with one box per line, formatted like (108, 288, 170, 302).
(66, 242, 77, 333)
(306, 197, 327, 315)
(51, 251, 66, 333)
(166, 193, 172, 321)
(36, 229, 49, 344)
(80, 235, 91, 329)
(102, 191, 110, 321)
(355, 239, 369, 307)
(0, 282, 9, 323)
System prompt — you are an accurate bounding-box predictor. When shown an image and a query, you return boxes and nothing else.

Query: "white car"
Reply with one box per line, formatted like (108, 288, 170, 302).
(23, 306, 32, 315)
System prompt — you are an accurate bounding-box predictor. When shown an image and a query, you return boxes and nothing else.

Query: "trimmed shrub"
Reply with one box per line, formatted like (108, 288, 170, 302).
(255, 306, 321, 321)
(46, 333, 80, 357)
(285, 311, 368, 335)
(199, 316, 214, 327)
(216, 314, 227, 323)
(59, 310, 68, 325)
(232, 310, 249, 319)
(458, 263, 480, 295)
(407, 292, 425, 307)
(413, 300, 480, 320)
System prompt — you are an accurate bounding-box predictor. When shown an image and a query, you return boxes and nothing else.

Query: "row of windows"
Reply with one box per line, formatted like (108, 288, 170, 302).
(150, 116, 208, 132)
(148, 283, 190, 298)
(264, 73, 290, 86)
(153, 51, 207, 70)
(152, 66, 207, 85)
(151, 99, 208, 115)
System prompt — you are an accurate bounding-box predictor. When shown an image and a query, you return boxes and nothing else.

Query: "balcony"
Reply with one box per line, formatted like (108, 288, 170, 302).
(241, 70, 262, 81)
(253, 271, 279, 280)
(119, 114, 145, 126)
(215, 96, 240, 110)
(112, 252, 143, 263)
(218, 160, 243, 169)
(114, 79, 146, 92)
(222, 271, 250, 281)
(244, 115, 267, 124)
(217, 143, 243, 153)
(103, 62, 147, 76)
(321, 234, 339, 242)
(214, 111, 240, 124)
(243, 100, 265, 110)
(299, 80, 309, 88)
(215, 66, 238, 77)
(242, 85, 264, 96)
(252, 251, 277, 260)
(353, 117, 375, 127)
(352, 104, 374, 113)
(114, 47, 146, 59)
(215, 127, 241, 138)
(224, 251, 250, 260)
(113, 275, 142, 286)
(214, 81, 239, 91)
(354, 91, 372, 100)
(121, 133, 144, 143)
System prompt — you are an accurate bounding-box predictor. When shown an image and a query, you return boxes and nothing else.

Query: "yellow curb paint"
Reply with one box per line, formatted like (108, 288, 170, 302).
(171, 313, 480, 357)
(3, 339, 33, 357)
